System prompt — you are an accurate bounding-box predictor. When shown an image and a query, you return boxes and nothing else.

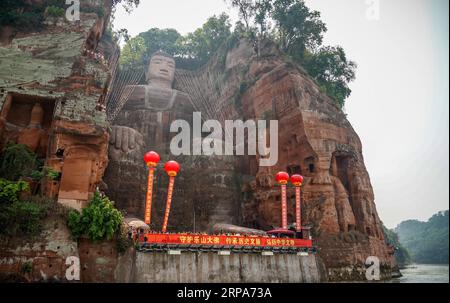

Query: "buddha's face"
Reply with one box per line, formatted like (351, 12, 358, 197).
(147, 54, 176, 87)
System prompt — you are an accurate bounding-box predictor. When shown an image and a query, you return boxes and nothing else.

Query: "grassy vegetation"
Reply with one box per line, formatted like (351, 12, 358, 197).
(0, 179, 53, 237)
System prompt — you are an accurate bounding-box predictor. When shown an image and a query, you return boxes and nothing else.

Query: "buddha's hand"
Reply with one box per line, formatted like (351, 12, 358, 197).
(109, 126, 144, 159)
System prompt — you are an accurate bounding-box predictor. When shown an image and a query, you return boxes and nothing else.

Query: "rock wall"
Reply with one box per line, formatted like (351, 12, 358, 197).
(117, 251, 327, 283)
(0, 216, 78, 282)
(173, 39, 396, 280)
(0, 0, 113, 210)
(0, 221, 121, 283)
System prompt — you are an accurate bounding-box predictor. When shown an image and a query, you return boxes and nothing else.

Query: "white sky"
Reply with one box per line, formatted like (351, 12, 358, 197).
(114, 0, 449, 228)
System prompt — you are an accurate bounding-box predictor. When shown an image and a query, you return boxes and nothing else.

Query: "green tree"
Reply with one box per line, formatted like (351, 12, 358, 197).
(4, 200, 46, 235)
(68, 192, 124, 242)
(396, 211, 449, 264)
(0, 0, 46, 30)
(0, 179, 29, 205)
(121, 14, 232, 70)
(382, 223, 412, 267)
(0, 144, 38, 181)
(226, 0, 273, 41)
(177, 13, 232, 68)
(138, 28, 182, 59)
(119, 36, 147, 68)
(0, 179, 50, 236)
(111, 0, 140, 12)
(272, 0, 327, 62)
(228, 0, 255, 30)
(304, 46, 357, 108)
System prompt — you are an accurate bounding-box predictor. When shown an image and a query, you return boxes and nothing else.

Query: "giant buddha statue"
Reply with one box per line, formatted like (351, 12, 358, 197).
(104, 51, 241, 232)
(104, 51, 193, 218)
(110, 51, 192, 157)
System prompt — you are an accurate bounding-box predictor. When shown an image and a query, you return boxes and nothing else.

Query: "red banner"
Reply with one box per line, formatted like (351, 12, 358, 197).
(140, 233, 313, 248)
(281, 184, 288, 230)
(295, 187, 301, 232)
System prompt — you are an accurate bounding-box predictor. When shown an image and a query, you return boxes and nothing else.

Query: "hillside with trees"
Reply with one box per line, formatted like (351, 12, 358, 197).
(396, 211, 449, 264)
(120, 0, 356, 108)
(382, 224, 411, 268)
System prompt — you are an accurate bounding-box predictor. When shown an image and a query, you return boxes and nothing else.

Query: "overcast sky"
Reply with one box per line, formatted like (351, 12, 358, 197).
(114, 0, 449, 228)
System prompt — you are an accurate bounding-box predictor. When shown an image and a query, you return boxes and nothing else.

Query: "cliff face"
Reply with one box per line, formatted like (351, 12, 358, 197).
(0, 1, 117, 282)
(173, 39, 395, 280)
(0, 0, 112, 210)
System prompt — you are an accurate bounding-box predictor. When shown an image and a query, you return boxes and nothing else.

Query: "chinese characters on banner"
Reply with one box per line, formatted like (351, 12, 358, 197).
(281, 184, 288, 230)
(295, 186, 301, 232)
(141, 234, 313, 248)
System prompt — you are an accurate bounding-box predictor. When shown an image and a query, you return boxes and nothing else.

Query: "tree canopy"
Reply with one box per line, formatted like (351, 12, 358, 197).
(120, 13, 232, 71)
(382, 223, 412, 267)
(120, 0, 355, 107)
(226, 0, 356, 108)
(303, 46, 356, 108)
(396, 211, 449, 264)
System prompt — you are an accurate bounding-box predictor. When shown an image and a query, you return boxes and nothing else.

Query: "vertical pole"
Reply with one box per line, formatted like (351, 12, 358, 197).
(281, 184, 288, 230)
(295, 186, 302, 232)
(162, 176, 175, 233)
(144, 167, 155, 225)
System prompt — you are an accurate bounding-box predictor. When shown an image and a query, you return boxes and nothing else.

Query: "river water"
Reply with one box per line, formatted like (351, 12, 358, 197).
(392, 264, 449, 283)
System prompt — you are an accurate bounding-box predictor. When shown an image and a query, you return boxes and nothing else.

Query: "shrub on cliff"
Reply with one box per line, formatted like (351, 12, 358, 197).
(0, 179, 29, 205)
(68, 192, 124, 242)
(382, 223, 412, 267)
(3, 200, 47, 235)
(0, 0, 66, 30)
(226, 0, 356, 108)
(0, 143, 38, 181)
(303, 46, 356, 108)
(0, 179, 51, 236)
(45, 5, 65, 18)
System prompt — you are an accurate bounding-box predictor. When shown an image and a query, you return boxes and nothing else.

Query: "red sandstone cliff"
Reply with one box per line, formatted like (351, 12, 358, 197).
(174, 39, 396, 280)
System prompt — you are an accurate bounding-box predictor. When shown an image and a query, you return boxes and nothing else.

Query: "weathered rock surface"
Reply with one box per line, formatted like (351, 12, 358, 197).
(172, 39, 396, 280)
(0, 3, 112, 210)
(0, 216, 78, 282)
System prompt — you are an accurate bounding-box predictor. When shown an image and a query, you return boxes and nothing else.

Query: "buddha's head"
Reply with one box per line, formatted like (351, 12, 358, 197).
(29, 103, 44, 128)
(146, 51, 176, 89)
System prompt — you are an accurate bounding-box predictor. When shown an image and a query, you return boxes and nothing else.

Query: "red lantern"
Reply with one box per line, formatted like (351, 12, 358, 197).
(144, 151, 160, 167)
(164, 161, 180, 177)
(275, 172, 290, 185)
(290, 174, 304, 187)
(162, 161, 181, 233)
(143, 151, 160, 225)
